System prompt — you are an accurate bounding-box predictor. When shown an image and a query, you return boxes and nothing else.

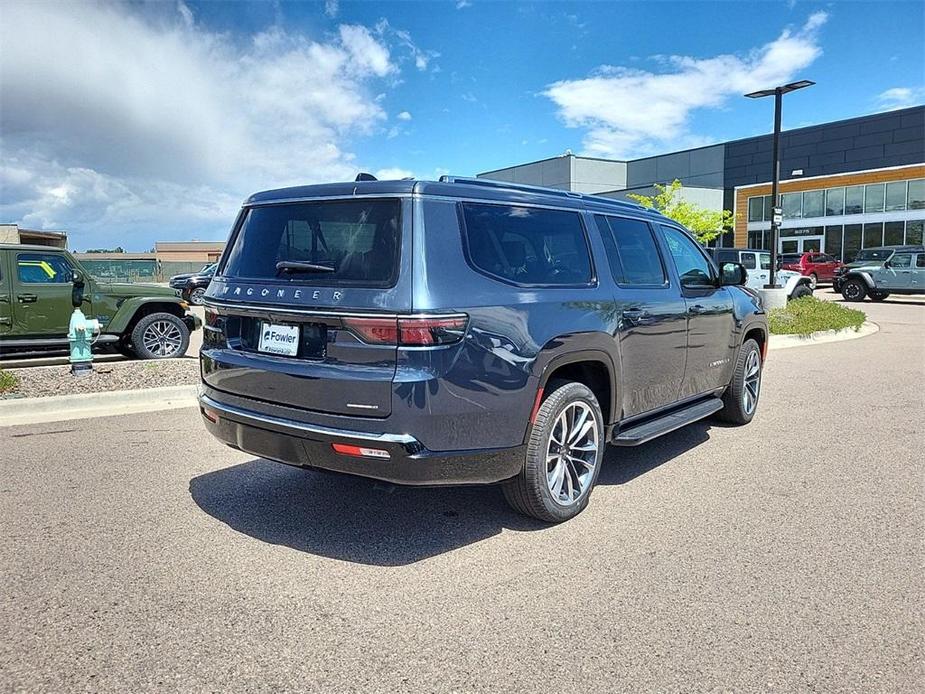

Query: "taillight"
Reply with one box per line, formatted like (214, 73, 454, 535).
(332, 443, 391, 459)
(203, 308, 227, 348)
(343, 315, 468, 346)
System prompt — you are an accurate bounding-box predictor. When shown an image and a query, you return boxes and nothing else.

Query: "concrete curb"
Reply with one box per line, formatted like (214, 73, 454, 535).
(0, 384, 199, 428)
(768, 320, 879, 350)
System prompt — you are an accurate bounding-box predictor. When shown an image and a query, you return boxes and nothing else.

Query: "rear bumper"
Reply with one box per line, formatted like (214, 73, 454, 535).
(199, 393, 525, 486)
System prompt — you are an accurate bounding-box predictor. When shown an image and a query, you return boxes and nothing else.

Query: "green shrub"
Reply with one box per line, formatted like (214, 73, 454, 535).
(769, 296, 866, 336)
(0, 369, 18, 395)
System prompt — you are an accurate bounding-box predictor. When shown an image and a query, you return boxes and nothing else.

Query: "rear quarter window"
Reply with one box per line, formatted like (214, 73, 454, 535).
(460, 203, 593, 286)
(222, 199, 401, 288)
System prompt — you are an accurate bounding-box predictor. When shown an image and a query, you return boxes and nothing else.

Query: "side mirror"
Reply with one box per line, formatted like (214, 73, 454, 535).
(719, 262, 748, 286)
(71, 270, 86, 308)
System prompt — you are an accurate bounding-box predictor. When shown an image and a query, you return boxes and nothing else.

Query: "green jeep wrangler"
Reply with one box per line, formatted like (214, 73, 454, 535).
(0, 244, 202, 359)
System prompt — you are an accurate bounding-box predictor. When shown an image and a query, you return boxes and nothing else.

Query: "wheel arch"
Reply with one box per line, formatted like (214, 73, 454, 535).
(107, 299, 186, 337)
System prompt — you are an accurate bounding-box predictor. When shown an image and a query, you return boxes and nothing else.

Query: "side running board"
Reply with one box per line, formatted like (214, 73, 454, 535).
(613, 397, 724, 446)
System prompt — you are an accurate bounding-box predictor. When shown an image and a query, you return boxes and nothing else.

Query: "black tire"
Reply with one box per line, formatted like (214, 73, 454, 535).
(790, 284, 812, 300)
(130, 312, 190, 360)
(189, 287, 207, 306)
(116, 337, 137, 359)
(869, 291, 890, 302)
(716, 339, 762, 425)
(841, 279, 867, 302)
(502, 380, 605, 523)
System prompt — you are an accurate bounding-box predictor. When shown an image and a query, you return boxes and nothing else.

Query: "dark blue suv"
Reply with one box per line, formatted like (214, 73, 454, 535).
(199, 176, 767, 522)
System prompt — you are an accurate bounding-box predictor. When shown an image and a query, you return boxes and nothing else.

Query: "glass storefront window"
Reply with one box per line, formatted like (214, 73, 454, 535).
(747, 229, 765, 249)
(906, 220, 924, 245)
(825, 188, 844, 216)
(908, 179, 925, 210)
(844, 224, 862, 262)
(845, 186, 864, 214)
(748, 197, 764, 222)
(763, 195, 773, 221)
(781, 192, 802, 219)
(884, 221, 905, 246)
(864, 184, 885, 213)
(803, 190, 824, 218)
(885, 182, 907, 212)
(863, 222, 884, 248)
(825, 225, 843, 261)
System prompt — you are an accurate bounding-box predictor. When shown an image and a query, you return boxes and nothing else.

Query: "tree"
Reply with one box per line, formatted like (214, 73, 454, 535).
(627, 179, 733, 245)
(84, 246, 125, 253)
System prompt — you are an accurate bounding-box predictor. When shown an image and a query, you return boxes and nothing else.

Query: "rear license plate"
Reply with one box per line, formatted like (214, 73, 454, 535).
(258, 322, 300, 356)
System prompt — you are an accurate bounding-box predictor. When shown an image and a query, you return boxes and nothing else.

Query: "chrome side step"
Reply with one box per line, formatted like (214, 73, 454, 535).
(613, 397, 723, 446)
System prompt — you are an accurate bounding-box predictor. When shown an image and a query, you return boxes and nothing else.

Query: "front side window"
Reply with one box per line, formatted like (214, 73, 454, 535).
(17, 253, 75, 284)
(890, 253, 912, 269)
(803, 190, 824, 218)
(222, 199, 401, 287)
(661, 226, 714, 288)
(595, 215, 666, 285)
(462, 203, 592, 285)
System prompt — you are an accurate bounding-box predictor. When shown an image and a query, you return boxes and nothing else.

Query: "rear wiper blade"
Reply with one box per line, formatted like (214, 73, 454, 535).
(276, 260, 335, 274)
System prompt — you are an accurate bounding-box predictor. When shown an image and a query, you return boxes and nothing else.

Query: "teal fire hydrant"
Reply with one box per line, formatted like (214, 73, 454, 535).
(68, 307, 100, 375)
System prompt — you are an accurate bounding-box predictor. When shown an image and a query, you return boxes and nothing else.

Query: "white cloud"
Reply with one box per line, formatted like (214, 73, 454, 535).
(875, 87, 924, 112)
(325, 0, 339, 18)
(456, 1, 472, 9)
(376, 19, 440, 72)
(543, 13, 828, 158)
(396, 111, 413, 121)
(0, 2, 425, 248)
(374, 168, 415, 180)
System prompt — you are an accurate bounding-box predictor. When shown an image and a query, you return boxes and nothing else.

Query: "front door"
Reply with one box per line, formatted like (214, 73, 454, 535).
(12, 251, 80, 337)
(660, 225, 737, 400)
(880, 252, 913, 290)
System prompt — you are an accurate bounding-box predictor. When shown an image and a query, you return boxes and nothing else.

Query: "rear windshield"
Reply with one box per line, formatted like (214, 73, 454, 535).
(779, 254, 802, 264)
(222, 199, 401, 287)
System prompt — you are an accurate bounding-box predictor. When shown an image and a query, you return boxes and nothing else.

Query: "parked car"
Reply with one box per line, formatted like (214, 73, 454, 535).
(1, 244, 201, 359)
(835, 245, 925, 301)
(778, 252, 842, 288)
(169, 263, 216, 305)
(706, 248, 813, 300)
(833, 245, 923, 293)
(198, 176, 768, 523)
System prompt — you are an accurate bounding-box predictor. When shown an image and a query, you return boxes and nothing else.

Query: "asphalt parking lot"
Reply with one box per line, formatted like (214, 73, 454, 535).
(2, 298, 922, 692)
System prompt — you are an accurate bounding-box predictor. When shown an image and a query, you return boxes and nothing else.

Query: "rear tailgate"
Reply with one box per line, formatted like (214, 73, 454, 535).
(201, 197, 412, 417)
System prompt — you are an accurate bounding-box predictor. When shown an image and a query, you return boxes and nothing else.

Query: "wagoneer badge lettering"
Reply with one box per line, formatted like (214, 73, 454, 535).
(219, 284, 344, 303)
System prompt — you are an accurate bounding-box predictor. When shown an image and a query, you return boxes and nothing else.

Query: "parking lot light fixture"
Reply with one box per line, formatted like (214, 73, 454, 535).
(745, 79, 815, 288)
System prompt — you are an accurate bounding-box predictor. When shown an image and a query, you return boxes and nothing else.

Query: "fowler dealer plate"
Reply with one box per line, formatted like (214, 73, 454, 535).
(258, 322, 299, 356)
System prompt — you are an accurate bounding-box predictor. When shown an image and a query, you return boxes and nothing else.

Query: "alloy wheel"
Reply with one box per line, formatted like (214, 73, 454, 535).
(742, 350, 761, 415)
(546, 402, 599, 506)
(190, 288, 206, 305)
(142, 320, 183, 357)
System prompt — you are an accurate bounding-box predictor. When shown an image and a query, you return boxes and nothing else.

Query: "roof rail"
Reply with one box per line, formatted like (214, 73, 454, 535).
(437, 175, 648, 211)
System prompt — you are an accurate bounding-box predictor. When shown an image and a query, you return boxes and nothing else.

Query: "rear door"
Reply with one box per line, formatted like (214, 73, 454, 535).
(202, 197, 412, 417)
(914, 254, 925, 290)
(659, 225, 736, 400)
(11, 251, 78, 337)
(0, 252, 12, 335)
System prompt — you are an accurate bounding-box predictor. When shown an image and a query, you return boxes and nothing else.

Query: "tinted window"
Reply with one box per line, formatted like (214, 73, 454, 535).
(661, 226, 713, 288)
(917, 254, 925, 269)
(863, 223, 883, 249)
(715, 250, 737, 264)
(825, 188, 845, 216)
(907, 179, 925, 210)
(907, 220, 924, 245)
(779, 254, 802, 265)
(885, 182, 907, 212)
(595, 215, 665, 285)
(825, 225, 843, 261)
(844, 224, 862, 261)
(884, 221, 905, 246)
(462, 203, 592, 285)
(747, 197, 764, 222)
(864, 184, 885, 213)
(845, 186, 864, 215)
(781, 192, 802, 219)
(740, 253, 757, 269)
(803, 190, 824, 218)
(223, 199, 401, 287)
(17, 253, 74, 284)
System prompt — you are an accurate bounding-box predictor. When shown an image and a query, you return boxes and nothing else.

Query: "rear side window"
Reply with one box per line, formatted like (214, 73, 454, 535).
(740, 253, 757, 269)
(461, 203, 592, 285)
(594, 215, 666, 285)
(222, 199, 401, 287)
(17, 253, 74, 284)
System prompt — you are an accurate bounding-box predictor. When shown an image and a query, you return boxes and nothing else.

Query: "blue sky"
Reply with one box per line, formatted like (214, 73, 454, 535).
(1, 0, 922, 250)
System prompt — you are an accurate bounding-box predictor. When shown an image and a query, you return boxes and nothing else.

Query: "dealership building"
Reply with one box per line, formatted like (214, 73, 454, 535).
(477, 105, 924, 261)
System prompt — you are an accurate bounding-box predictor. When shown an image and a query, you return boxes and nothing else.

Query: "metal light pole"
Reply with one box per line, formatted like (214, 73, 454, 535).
(745, 80, 815, 288)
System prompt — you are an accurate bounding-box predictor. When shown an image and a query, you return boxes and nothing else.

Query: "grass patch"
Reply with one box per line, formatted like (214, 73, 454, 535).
(769, 296, 866, 336)
(0, 369, 19, 395)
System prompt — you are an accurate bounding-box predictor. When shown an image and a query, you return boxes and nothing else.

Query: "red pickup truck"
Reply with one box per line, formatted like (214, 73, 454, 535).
(779, 252, 843, 288)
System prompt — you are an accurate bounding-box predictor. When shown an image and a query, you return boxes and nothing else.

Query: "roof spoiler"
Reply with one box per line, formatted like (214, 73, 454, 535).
(355, 172, 378, 182)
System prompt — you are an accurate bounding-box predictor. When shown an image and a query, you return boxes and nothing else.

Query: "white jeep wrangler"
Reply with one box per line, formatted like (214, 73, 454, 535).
(708, 248, 813, 300)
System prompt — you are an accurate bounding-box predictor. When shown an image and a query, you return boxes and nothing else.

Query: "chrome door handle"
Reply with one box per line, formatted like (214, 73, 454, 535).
(688, 304, 705, 315)
(622, 308, 651, 325)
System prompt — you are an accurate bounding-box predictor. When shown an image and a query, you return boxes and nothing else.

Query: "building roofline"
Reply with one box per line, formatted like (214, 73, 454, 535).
(734, 162, 925, 190)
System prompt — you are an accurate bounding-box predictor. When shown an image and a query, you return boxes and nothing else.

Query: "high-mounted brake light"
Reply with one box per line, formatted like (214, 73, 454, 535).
(343, 315, 468, 346)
